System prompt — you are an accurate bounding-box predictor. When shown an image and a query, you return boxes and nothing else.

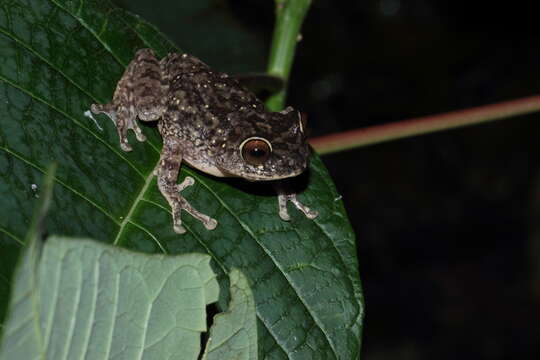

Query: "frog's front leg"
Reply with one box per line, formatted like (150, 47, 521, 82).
(157, 138, 218, 234)
(274, 181, 318, 221)
(91, 48, 165, 152)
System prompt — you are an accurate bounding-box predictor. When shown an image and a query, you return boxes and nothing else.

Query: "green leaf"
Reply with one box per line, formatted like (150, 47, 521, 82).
(0, 0, 363, 358)
(0, 235, 220, 359)
(202, 269, 257, 360)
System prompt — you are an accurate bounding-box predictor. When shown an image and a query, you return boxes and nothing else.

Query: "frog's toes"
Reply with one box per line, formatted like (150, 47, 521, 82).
(120, 141, 133, 152)
(290, 196, 319, 220)
(204, 218, 218, 230)
(173, 223, 187, 234)
(277, 191, 318, 221)
(303, 207, 319, 219)
(133, 128, 147, 142)
(278, 207, 291, 221)
(90, 103, 107, 114)
(177, 176, 195, 191)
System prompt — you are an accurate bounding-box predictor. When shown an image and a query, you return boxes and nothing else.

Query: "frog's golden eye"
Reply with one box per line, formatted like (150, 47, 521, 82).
(240, 137, 272, 166)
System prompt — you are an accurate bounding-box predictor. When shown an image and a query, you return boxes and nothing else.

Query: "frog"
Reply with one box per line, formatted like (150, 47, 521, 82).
(91, 48, 318, 234)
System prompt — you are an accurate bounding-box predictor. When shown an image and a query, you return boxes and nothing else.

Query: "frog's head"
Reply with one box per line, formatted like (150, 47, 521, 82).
(215, 106, 310, 181)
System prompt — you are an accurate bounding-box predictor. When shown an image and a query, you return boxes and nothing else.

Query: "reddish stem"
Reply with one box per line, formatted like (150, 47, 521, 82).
(310, 95, 540, 154)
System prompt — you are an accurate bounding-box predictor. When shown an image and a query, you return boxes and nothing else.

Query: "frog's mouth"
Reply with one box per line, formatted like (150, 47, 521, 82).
(236, 167, 306, 182)
(185, 153, 308, 182)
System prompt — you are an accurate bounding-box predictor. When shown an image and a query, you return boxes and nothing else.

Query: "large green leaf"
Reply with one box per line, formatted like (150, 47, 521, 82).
(0, 0, 363, 358)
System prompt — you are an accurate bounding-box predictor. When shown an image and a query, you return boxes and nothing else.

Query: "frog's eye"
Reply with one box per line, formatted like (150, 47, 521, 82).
(240, 137, 272, 166)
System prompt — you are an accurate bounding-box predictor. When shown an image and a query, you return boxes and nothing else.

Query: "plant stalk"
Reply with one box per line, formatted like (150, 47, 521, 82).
(266, 0, 311, 111)
(310, 95, 540, 155)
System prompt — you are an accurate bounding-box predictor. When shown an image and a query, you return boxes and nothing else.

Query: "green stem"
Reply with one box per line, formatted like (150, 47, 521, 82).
(266, 0, 311, 111)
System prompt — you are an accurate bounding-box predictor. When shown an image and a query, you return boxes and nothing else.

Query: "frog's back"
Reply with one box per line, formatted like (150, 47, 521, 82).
(161, 53, 264, 118)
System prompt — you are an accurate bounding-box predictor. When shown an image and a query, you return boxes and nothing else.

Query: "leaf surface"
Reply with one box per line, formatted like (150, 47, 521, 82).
(0, 0, 363, 358)
(203, 268, 257, 360)
(0, 235, 220, 360)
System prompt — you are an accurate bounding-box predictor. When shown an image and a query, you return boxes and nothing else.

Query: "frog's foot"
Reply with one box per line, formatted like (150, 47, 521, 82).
(163, 185, 218, 234)
(156, 141, 218, 234)
(174, 176, 217, 233)
(274, 181, 318, 221)
(177, 176, 195, 191)
(91, 103, 146, 152)
(277, 192, 319, 221)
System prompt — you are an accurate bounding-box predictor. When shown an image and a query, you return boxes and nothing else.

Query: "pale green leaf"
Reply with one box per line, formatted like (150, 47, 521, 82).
(203, 268, 257, 360)
(0, 234, 219, 359)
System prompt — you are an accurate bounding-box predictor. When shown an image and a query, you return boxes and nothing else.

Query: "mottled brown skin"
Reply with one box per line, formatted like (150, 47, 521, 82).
(92, 48, 317, 234)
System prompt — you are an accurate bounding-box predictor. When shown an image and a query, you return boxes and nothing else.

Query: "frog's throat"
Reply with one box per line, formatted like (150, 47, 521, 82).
(183, 158, 305, 181)
(230, 168, 305, 182)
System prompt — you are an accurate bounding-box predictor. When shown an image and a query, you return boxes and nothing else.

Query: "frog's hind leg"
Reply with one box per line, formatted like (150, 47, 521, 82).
(130, 49, 167, 122)
(156, 139, 218, 234)
(91, 48, 165, 152)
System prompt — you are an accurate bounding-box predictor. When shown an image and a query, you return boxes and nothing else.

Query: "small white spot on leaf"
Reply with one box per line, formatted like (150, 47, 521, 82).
(31, 184, 39, 198)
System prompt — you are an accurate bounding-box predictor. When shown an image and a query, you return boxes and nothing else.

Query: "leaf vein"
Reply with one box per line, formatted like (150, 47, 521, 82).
(62, 258, 83, 360)
(126, 219, 167, 254)
(43, 249, 63, 357)
(80, 251, 100, 360)
(0, 145, 119, 226)
(0, 226, 23, 245)
(113, 168, 155, 246)
(0, 73, 146, 179)
(50, 0, 126, 68)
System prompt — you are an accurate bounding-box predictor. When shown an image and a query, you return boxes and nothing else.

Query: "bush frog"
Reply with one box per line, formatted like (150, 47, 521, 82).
(92, 49, 317, 234)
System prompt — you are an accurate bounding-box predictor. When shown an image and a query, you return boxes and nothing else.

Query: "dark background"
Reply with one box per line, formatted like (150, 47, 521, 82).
(117, 1, 540, 359)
